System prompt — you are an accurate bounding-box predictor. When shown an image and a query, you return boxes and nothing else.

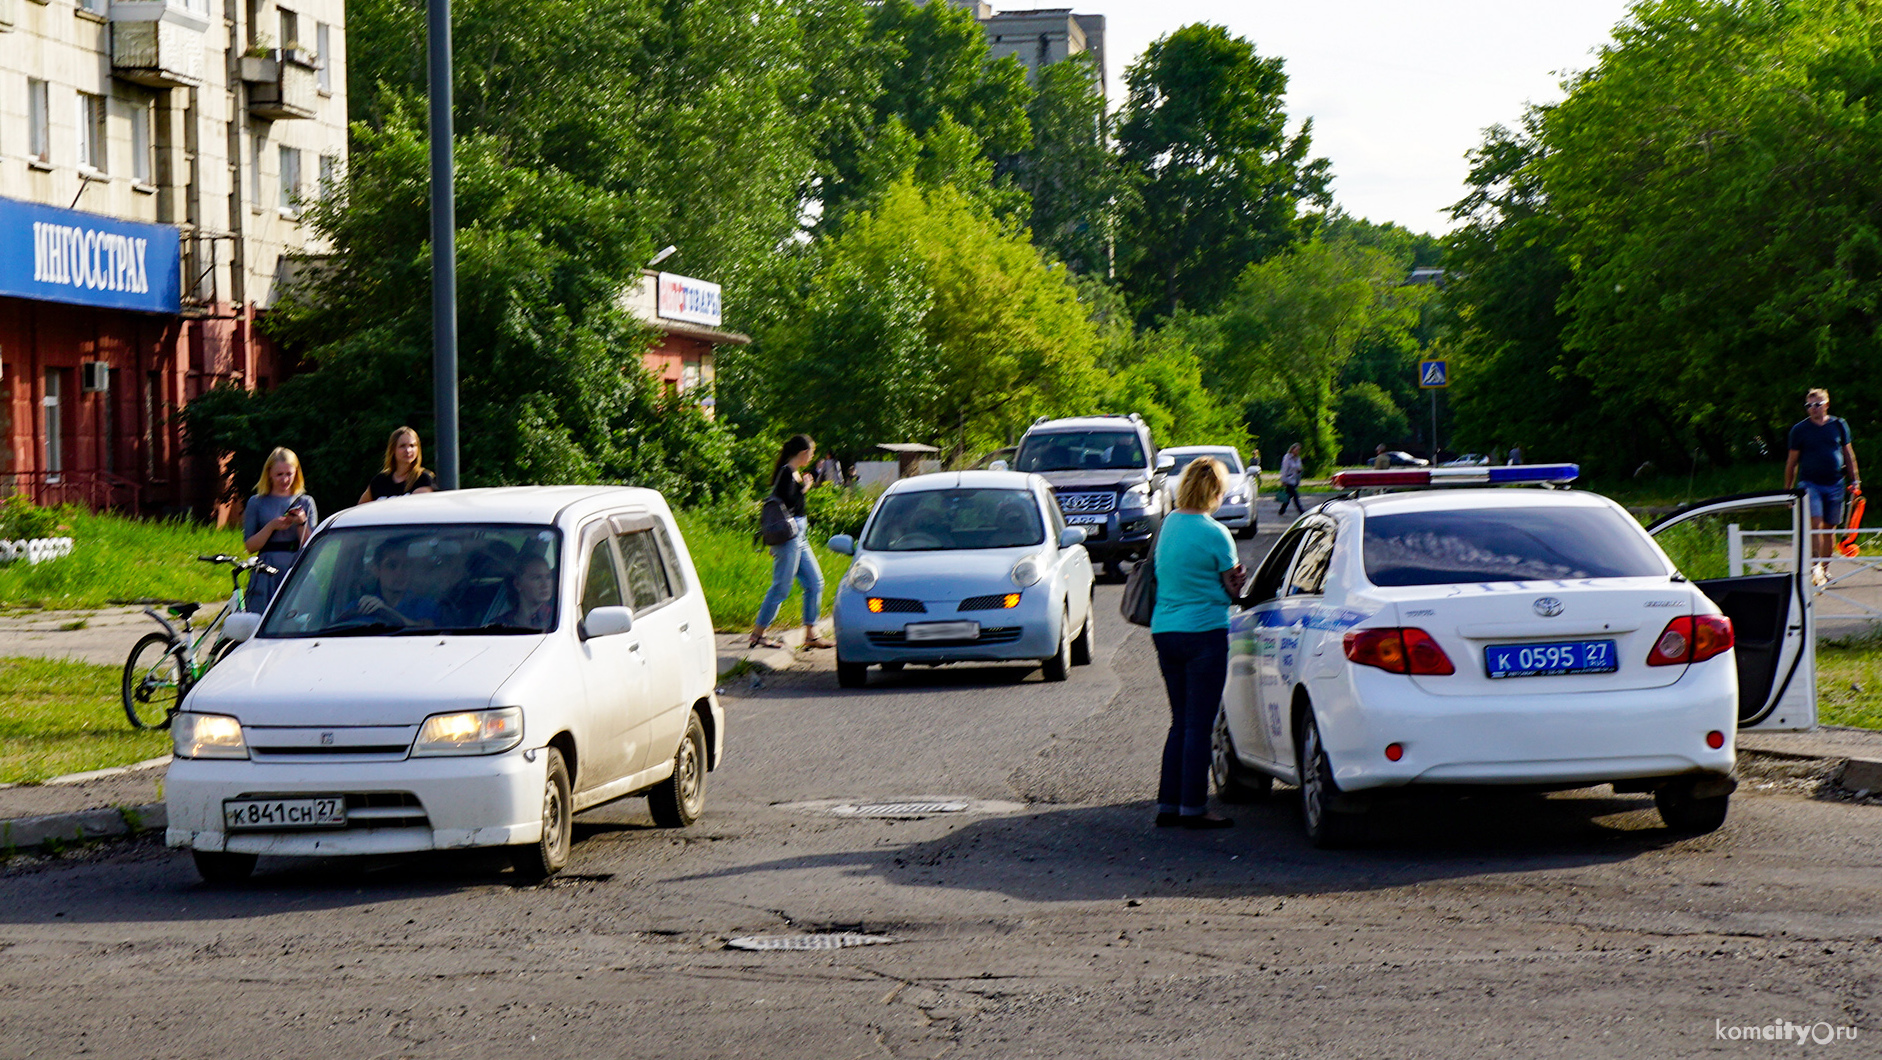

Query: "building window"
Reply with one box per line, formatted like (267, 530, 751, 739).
(28, 80, 50, 162)
(77, 93, 107, 174)
(77, 0, 107, 14)
(250, 131, 265, 204)
(279, 145, 302, 213)
(316, 22, 332, 93)
(279, 8, 301, 52)
(318, 153, 338, 200)
(131, 99, 154, 184)
(43, 370, 63, 480)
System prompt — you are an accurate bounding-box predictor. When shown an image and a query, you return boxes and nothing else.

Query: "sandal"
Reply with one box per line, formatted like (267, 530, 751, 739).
(800, 636, 835, 650)
(749, 634, 786, 650)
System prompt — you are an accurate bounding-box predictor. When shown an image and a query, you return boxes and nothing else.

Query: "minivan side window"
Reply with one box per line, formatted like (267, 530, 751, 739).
(580, 535, 624, 617)
(652, 523, 688, 596)
(617, 529, 673, 612)
(1287, 525, 1336, 597)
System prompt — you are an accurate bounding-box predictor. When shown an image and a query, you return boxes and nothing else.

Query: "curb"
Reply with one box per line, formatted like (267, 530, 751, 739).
(716, 621, 835, 680)
(1737, 744, 1882, 797)
(1, 802, 166, 854)
(42, 754, 172, 786)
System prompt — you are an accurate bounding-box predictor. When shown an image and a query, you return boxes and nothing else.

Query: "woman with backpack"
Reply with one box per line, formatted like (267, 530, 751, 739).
(750, 434, 834, 651)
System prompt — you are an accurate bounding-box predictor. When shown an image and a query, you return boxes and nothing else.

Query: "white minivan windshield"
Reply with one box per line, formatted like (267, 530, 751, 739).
(260, 524, 563, 636)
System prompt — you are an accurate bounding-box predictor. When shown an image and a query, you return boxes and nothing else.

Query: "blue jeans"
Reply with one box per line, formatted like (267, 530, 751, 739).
(1802, 480, 1846, 525)
(1152, 629, 1230, 814)
(756, 517, 823, 628)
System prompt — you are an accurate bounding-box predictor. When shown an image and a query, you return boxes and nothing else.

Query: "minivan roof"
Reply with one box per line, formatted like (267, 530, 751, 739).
(323, 485, 668, 530)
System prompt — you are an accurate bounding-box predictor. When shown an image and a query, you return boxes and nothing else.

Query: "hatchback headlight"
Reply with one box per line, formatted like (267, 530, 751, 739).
(844, 560, 880, 593)
(1226, 491, 1246, 504)
(1011, 555, 1044, 588)
(412, 707, 524, 757)
(172, 712, 249, 760)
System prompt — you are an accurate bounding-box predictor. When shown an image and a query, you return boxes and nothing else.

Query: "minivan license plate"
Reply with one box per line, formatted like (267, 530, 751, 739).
(1484, 640, 1617, 679)
(905, 621, 980, 642)
(224, 796, 345, 831)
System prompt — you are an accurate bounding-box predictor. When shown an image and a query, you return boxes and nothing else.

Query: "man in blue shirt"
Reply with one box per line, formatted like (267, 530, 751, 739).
(1784, 388, 1861, 586)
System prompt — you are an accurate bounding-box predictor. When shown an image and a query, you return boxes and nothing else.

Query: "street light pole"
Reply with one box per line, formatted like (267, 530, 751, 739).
(427, 0, 459, 489)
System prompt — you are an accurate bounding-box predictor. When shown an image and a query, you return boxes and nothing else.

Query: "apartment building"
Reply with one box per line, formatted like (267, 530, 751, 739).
(950, 1, 1105, 97)
(0, 0, 346, 517)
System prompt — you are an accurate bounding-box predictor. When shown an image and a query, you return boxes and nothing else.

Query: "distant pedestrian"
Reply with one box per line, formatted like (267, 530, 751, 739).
(357, 426, 438, 504)
(750, 434, 833, 651)
(242, 447, 317, 612)
(1507, 445, 1524, 466)
(816, 454, 842, 488)
(1785, 388, 1860, 586)
(1372, 443, 1391, 470)
(1150, 456, 1246, 830)
(1276, 443, 1305, 515)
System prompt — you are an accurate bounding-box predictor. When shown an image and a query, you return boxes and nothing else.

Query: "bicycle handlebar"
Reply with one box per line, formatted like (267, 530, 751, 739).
(198, 554, 278, 577)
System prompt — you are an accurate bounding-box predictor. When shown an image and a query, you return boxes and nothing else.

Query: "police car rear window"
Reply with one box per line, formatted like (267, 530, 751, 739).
(1362, 507, 1665, 586)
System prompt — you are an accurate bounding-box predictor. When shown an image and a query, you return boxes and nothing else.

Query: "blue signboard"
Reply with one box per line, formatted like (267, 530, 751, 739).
(0, 195, 181, 314)
(1418, 359, 1449, 388)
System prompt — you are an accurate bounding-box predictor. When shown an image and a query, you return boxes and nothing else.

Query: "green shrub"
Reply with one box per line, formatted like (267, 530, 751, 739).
(0, 496, 68, 542)
(805, 486, 879, 540)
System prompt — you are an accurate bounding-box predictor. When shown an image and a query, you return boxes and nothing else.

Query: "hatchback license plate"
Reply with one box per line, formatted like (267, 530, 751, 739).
(1484, 640, 1618, 679)
(905, 621, 980, 642)
(224, 796, 345, 831)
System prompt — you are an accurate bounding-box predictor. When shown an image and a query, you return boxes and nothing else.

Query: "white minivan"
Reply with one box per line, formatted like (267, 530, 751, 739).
(165, 486, 723, 882)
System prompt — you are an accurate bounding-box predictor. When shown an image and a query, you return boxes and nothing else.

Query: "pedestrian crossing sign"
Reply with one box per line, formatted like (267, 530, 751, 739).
(1418, 359, 1449, 389)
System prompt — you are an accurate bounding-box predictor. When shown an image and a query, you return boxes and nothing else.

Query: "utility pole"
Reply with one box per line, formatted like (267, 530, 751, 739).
(427, 0, 459, 488)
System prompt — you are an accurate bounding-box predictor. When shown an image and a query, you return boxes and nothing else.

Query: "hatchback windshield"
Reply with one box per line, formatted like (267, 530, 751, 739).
(1167, 449, 1243, 475)
(1015, 431, 1146, 472)
(862, 489, 1045, 551)
(1363, 507, 1666, 586)
(261, 524, 563, 636)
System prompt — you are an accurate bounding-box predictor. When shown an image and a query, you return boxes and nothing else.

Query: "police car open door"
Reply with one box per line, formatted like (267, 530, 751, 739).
(1648, 492, 1815, 731)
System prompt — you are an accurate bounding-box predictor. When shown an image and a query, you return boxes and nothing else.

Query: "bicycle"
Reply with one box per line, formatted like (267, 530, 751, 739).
(121, 554, 276, 730)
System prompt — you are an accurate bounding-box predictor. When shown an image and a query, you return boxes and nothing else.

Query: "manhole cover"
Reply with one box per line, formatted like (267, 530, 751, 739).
(726, 933, 897, 952)
(835, 801, 970, 818)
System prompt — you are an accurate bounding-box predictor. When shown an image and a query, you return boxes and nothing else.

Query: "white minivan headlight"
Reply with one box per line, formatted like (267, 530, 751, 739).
(172, 712, 249, 760)
(412, 707, 524, 757)
(844, 560, 880, 593)
(1011, 555, 1044, 588)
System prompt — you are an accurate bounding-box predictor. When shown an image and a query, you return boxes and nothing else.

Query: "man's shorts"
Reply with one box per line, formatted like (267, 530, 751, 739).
(1802, 480, 1846, 524)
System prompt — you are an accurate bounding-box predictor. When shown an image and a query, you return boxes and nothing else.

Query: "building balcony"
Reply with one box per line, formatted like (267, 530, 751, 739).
(242, 50, 319, 121)
(0, 0, 17, 32)
(110, 2, 211, 88)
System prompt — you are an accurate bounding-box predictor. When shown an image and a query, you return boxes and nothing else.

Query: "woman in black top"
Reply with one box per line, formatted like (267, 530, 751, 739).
(750, 434, 833, 650)
(357, 426, 438, 504)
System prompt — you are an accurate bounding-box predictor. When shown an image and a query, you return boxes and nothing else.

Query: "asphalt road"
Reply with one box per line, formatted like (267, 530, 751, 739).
(1, 501, 1877, 1059)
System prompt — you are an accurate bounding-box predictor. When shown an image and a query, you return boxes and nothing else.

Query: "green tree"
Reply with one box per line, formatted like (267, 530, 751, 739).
(1116, 23, 1331, 323)
(1006, 53, 1128, 275)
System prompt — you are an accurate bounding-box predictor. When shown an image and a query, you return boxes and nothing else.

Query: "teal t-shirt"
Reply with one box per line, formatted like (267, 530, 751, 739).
(1150, 512, 1238, 634)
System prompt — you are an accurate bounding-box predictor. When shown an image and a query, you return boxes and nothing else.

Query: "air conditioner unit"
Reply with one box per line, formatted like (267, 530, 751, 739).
(81, 361, 110, 392)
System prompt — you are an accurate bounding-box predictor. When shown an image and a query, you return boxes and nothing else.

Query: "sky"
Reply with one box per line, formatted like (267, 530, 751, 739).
(1005, 0, 1641, 235)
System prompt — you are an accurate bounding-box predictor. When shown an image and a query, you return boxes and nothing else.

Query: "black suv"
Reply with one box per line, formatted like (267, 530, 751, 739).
(1011, 414, 1171, 575)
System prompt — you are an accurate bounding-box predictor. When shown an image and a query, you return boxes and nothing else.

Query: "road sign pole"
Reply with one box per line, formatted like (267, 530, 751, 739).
(1430, 389, 1438, 464)
(427, 0, 459, 490)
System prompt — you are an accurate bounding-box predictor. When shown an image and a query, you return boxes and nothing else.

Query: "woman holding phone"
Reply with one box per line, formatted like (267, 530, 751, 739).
(242, 447, 318, 612)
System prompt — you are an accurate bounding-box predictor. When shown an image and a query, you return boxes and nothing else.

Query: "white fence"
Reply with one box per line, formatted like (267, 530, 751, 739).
(1731, 523, 1882, 620)
(0, 537, 75, 565)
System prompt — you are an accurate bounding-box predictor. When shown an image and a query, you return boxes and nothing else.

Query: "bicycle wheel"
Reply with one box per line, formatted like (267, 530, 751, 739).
(122, 632, 189, 730)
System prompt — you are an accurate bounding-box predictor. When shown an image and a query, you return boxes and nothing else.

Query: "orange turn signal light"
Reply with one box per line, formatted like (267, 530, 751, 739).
(1002, 593, 1021, 609)
(868, 598, 885, 613)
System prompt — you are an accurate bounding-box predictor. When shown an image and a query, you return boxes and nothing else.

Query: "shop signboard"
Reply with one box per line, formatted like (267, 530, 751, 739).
(0, 195, 181, 314)
(656, 271, 722, 327)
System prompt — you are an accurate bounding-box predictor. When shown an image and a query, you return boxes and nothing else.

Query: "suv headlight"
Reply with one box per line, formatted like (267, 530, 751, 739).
(1122, 482, 1150, 509)
(412, 707, 524, 757)
(1011, 555, 1044, 588)
(844, 560, 880, 593)
(172, 712, 249, 760)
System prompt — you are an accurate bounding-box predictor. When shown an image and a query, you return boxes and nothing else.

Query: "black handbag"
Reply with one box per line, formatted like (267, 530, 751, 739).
(759, 495, 797, 546)
(1119, 548, 1157, 627)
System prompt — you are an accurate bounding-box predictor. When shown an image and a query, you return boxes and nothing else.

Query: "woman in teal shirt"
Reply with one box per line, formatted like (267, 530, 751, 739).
(1151, 457, 1247, 829)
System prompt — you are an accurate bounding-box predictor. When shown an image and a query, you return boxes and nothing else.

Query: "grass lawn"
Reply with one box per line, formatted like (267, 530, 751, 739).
(1816, 631, 1882, 730)
(0, 508, 244, 611)
(0, 657, 168, 784)
(675, 511, 851, 631)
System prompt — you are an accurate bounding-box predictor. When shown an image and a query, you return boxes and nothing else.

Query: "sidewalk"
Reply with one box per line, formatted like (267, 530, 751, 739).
(714, 620, 835, 679)
(0, 605, 186, 667)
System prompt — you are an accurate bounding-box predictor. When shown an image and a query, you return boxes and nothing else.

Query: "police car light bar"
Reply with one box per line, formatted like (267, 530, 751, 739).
(1331, 463, 1580, 489)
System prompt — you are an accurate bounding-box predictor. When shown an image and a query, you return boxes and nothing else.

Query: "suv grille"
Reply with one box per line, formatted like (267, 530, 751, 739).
(1056, 491, 1117, 515)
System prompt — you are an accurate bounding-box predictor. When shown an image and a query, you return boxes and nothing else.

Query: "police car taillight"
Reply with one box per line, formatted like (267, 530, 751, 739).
(1343, 627, 1455, 676)
(1331, 463, 1581, 490)
(1646, 615, 1734, 666)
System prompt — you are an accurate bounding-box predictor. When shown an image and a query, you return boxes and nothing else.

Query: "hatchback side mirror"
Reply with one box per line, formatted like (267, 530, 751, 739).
(581, 605, 634, 639)
(224, 612, 262, 643)
(826, 534, 855, 556)
(1058, 527, 1087, 548)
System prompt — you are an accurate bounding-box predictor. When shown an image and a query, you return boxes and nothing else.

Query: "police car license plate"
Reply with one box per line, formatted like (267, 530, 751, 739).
(905, 621, 980, 642)
(223, 796, 346, 831)
(1484, 640, 1617, 679)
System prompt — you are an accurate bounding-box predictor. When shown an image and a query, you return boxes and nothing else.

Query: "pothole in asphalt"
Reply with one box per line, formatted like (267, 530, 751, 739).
(773, 797, 1028, 819)
(726, 933, 898, 951)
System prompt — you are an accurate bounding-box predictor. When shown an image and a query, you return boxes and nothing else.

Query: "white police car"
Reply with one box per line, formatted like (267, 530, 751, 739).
(1212, 464, 1817, 846)
(827, 471, 1095, 687)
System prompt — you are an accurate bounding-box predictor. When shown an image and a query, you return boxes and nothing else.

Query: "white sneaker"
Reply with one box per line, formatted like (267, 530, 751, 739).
(1812, 562, 1829, 587)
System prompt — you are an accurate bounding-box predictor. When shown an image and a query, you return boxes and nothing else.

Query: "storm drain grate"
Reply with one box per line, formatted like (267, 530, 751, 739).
(834, 801, 970, 818)
(726, 933, 897, 952)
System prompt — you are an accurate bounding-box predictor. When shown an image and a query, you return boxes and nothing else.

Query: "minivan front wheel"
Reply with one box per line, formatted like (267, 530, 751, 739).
(512, 747, 572, 881)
